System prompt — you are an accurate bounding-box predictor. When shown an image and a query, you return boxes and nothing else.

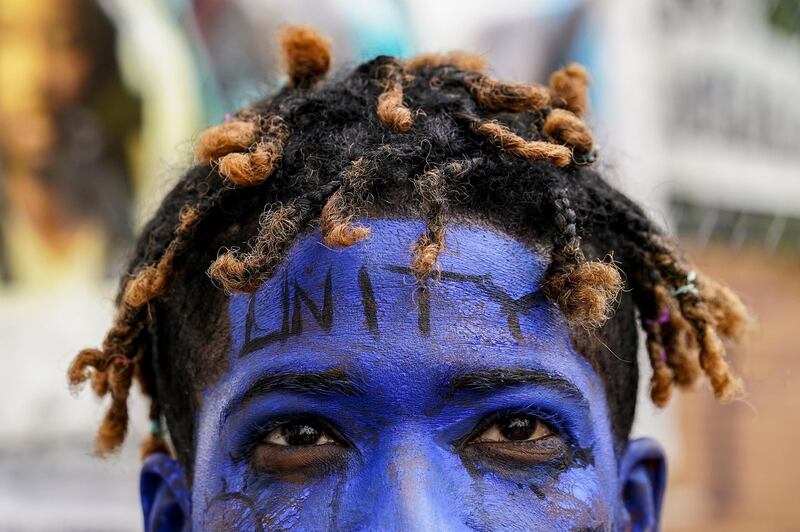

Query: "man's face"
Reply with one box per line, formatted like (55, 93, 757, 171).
(185, 220, 653, 530)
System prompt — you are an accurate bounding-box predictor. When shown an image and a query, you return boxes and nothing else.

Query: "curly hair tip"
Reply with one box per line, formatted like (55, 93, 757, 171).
(279, 25, 332, 87)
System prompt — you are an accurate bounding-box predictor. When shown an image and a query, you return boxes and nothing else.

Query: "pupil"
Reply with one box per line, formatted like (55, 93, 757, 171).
(283, 422, 321, 445)
(500, 416, 535, 441)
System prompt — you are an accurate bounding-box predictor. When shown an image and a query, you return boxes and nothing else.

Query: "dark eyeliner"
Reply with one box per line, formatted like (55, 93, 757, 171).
(247, 416, 355, 477)
(233, 415, 349, 463)
(455, 408, 576, 449)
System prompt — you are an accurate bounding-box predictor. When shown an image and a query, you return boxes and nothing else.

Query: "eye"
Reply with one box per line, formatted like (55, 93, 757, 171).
(460, 412, 568, 468)
(250, 417, 350, 476)
(470, 414, 553, 444)
(264, 419, 337, 446)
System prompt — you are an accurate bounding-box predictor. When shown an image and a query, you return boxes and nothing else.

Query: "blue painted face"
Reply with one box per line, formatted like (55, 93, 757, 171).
(140, 220, 666, 531)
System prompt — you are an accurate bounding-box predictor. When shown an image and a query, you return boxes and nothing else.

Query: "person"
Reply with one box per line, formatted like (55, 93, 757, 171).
(68, 26, 749, 530)
(0, 0, 139, 285)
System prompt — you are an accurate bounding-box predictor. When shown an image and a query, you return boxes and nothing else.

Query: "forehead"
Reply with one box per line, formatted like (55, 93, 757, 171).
(221, 220, 601, 393)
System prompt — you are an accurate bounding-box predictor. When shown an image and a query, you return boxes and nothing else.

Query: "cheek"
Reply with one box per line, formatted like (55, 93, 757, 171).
(192, 418, 356, 530)
(458, 463, 614, 529)
(202, 492, 264, 531)
(195, 454, 616, 530)
(200, 472, 344, 530)
(534, 468, 613, 527)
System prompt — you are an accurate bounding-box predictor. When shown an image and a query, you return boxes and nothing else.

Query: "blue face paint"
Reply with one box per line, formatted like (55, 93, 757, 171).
(178, 220, 661, 530)
(140, 453, 191, 531)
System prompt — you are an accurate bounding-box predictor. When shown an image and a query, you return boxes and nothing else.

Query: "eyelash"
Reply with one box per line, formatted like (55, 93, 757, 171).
(235, 415, 347, 462)
(238, 406, 576, 455)
(458, 407, 576, 448)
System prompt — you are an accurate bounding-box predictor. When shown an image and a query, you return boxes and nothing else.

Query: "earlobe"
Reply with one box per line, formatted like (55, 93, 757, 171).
(619, 437, 667, 532)
(140, 453, 191, 532)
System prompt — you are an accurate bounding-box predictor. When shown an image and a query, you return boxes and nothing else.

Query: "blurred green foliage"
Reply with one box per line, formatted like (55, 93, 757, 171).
(769, 0, 800, 36)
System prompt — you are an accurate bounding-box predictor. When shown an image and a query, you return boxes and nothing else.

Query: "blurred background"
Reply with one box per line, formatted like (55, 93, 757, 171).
(0, 0, 798, 529)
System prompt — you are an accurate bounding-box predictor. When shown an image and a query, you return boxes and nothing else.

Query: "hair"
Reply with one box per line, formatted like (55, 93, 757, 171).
(68, 26, 749, 471)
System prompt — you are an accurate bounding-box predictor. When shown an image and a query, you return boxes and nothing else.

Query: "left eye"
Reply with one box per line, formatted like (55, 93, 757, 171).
(264, 420, 337, 446)
(470, 414, 553, 443)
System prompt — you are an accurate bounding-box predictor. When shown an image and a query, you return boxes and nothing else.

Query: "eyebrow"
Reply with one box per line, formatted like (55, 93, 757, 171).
(224, 368, 363, 421)
(448, 368, 587, 405)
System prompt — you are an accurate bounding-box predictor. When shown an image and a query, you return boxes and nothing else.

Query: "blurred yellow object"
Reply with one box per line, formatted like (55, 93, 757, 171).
(6, 212, 106, 289)
(0, 0, 204, 286)
(0, 0, 110, 286)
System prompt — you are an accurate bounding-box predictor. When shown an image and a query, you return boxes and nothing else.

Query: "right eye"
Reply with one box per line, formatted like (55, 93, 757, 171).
(263, 419, 337, 447)
(251, 417, 350, 476)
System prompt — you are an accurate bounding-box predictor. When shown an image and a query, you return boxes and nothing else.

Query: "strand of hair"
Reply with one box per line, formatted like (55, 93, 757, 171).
(320, 158, 373, 247)
(543, 108, 594, 155)
(195, 121, 257, 165)
(405, 51, 488, 73)
(473, 120, 572, 166)
(465, 75, 550, 112)
(411, 165, 448, 278)
(376, 60, 413, 132)
(279, 25, 332, 88)
(548, 63, 590, 117)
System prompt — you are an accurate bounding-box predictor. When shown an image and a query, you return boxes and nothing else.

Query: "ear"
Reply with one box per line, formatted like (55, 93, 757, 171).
(619, 437, 667, 532)
(140, 453, 191, 532)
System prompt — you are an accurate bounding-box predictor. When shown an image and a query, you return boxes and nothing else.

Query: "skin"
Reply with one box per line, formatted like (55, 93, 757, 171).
(140, 220, 666, 531)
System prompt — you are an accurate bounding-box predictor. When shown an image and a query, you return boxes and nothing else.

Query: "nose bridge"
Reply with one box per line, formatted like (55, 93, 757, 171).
(375, 431, 462, 531)
(390, 439, 436, 521)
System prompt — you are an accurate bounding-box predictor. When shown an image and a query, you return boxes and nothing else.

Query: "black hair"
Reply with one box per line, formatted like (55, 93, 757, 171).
(68, 27, 748, 478)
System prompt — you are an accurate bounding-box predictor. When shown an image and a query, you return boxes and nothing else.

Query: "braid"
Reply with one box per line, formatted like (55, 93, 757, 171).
(209, 202, 307, 293)
(700, 277, 750, 339)
(463, 73, 551, 112)
(98, 363, 134, 454)
(217, 116, 289, 187)
(406, 51, 488, 74)
(638, 278, 675, 406)
(209, 179, 344, 292)
(472, 119, 572, 167)
(549, 63, 591, 117)
(645, 280, 702, 389)
(375, 58, 413, 132)
(122, 205, 201, 307)
(644, 323, 674, 406)
(67, 202, 204, 455)
(605, 195, 746, 403)
(411, 161, 457, 278)
(543, 187, 623, 328)
(687, 303, 744, 401)
(544, 108, 595, 159)
(67, 312, 145, 454)
(278, 25, 332, 88)
(320, 158, 373, 247)
(195, 120, 257, 165)
(662, 309, 703, 387)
